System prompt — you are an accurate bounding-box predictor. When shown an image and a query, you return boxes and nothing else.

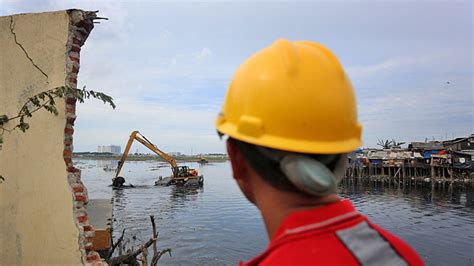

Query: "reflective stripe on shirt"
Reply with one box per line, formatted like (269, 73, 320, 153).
(336, 221, 408, 266)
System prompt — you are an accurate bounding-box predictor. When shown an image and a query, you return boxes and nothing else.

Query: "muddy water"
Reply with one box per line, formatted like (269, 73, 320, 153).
(77, 160, 474, 265)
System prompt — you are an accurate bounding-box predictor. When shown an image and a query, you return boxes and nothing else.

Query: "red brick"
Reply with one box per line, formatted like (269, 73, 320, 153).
(72, 38, 81, 45)
(64, 127, 74, 135)
(66, 97, 77, 105)
(64, 157, 72, 165)
(69, 56, 80, 63)
(85, 244, 94, 251)
(68, 166, 79, 173)
(77, 215, 88, 223)
(75, 194, 87, 202)
(71, 65, 79, 74)
(71, 46, 81, 53)
(64, 149, 72, 158)
(73, 186, 84, 193)
(83, 225, 94, 232)
(66, 107, 76, 115)
(86, 253, 100, 262)
(69, 77, 77, 84)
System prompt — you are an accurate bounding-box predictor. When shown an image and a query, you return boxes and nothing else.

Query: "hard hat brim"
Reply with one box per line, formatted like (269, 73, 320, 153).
(217, 121, 362, 155)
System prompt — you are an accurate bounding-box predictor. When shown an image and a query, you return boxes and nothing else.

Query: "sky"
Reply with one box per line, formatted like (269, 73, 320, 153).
(1, 0, 472, 153)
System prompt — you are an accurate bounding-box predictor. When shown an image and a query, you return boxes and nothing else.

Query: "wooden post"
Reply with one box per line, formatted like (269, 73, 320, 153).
(402, 164, 406, 188)
(430, 157, 435, 191)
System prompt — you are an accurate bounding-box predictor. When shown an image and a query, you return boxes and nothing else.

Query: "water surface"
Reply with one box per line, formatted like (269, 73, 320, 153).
(77, 160, 474, 265)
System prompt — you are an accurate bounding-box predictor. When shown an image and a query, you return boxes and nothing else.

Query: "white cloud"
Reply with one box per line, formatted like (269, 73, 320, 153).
(347, 56, 432, 78)
(347, 49, 472, 80)
(194, 47, 212, 60)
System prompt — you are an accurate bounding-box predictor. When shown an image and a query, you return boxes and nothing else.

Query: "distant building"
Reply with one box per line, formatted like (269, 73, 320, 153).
(205, 153, 228, 158)
(98, 145, 121, 154)
(408, 141, 444, 151)
(443, 134, 474, 151)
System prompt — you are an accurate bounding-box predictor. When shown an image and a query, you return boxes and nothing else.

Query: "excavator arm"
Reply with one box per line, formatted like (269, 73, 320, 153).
(135, 133, 177, 168)
(113, 131, 177, 181)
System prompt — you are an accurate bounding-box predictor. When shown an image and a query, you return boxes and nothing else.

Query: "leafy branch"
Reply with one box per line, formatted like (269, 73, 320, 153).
(0, 86, 115, 136)
(377, 139, 405, 149)
(377, 139, 393, 149)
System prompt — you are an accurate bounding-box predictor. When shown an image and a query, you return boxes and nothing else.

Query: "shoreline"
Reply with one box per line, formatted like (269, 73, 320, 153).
(73, 155, 228, 163)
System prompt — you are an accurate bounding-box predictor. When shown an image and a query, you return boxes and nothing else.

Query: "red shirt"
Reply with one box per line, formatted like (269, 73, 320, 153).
(241, 200, 423, 266)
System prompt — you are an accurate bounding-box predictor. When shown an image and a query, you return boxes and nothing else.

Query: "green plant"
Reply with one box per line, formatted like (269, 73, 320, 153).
(377, 139, 405, 149)
(0, 86, 115, 184)
(377, 139, 393, 149)
(0, 86, 115, 135)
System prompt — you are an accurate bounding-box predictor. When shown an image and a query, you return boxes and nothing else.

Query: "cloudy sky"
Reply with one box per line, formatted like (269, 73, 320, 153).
(1, 0, 472, 153)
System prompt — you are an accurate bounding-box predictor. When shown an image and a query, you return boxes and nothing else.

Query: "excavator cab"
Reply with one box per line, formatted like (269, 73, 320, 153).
(172, 166, 198, 177)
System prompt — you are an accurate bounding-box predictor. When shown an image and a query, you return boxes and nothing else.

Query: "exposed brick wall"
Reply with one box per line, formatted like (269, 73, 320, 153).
(64, 10, 105, 266)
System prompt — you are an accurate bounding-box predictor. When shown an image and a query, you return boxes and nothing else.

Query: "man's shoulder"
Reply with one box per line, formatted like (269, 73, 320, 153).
(253, 218, 423, 266)
(260, 232, 359, 265)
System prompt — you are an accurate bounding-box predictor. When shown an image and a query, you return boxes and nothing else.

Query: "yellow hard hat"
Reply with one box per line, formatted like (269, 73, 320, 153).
(216, 39, 362, 154)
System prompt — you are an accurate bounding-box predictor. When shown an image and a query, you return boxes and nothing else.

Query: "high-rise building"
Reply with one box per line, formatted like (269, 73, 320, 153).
(98, 145, 121, 154)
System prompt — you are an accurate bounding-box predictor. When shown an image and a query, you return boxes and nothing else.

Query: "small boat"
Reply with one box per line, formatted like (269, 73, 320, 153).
(197, 157, 208, 164)
(103, 165, 116, 172)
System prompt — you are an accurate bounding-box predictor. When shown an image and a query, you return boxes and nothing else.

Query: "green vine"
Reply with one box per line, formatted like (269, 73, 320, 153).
(0, 86, 115, 135)
(0, 86, 115, 184)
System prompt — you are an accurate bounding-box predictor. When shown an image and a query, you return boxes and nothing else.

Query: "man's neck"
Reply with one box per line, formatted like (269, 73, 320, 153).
(254, 185, 339, 239)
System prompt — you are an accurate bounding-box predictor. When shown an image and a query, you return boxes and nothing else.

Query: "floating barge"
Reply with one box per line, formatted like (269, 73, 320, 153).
(155, 175, 204, 187)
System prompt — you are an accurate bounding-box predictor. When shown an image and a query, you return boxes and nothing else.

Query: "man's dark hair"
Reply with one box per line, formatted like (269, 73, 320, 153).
(229, 137, 343, 194)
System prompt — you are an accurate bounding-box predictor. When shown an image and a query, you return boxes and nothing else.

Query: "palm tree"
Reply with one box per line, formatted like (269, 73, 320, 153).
(391, 139, 405, 149)
(377, 139, 393, 149)
(377, 139, 405, 149)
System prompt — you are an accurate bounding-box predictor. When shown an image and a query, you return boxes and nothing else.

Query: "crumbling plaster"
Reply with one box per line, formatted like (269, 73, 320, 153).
(0, 10, 102, 265)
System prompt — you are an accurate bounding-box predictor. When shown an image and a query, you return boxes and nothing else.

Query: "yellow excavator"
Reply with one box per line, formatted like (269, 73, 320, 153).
(112, 131, 203, 187)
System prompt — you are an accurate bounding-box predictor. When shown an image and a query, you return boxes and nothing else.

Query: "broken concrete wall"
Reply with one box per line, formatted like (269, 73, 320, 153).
(0, 10, 102, 265)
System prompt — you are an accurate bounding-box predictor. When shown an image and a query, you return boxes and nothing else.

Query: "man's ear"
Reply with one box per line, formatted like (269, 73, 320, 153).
(226, 139, 248, 180)
(226, 139, 257, 205)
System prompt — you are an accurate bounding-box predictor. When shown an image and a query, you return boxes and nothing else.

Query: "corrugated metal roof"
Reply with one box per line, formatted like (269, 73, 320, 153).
(410, 141, 444, 150)
(367, 150, 413, 160)
(368, 150, 389, 159)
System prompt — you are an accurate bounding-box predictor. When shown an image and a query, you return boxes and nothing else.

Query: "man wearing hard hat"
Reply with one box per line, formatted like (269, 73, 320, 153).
(216, 39, 423, 265)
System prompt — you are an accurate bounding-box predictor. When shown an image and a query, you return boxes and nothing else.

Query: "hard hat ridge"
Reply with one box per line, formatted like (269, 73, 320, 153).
(273, 39, 299, 76)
